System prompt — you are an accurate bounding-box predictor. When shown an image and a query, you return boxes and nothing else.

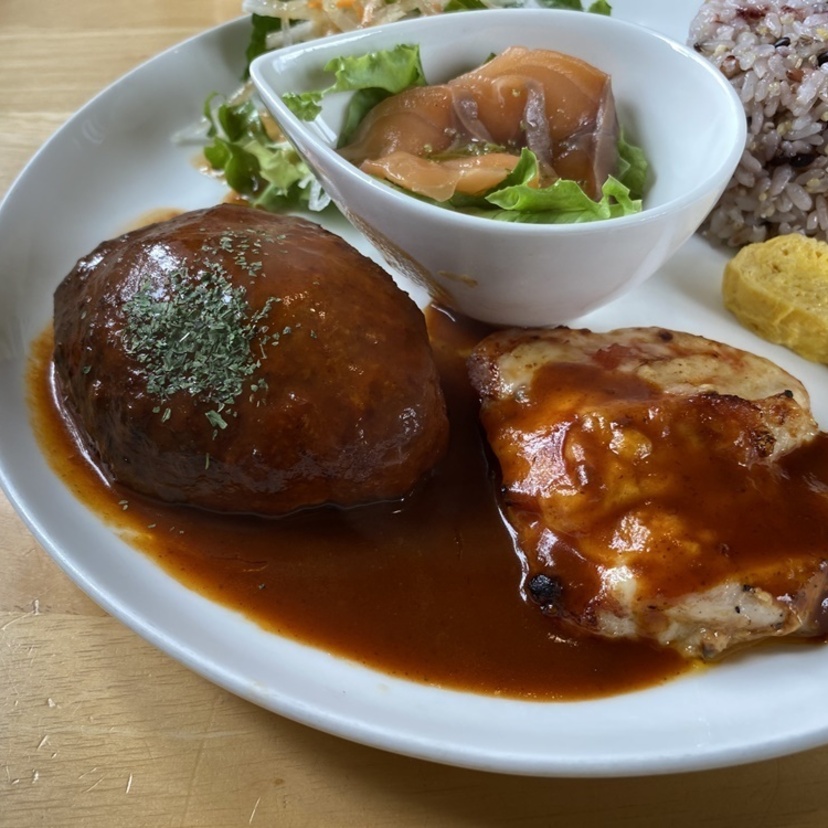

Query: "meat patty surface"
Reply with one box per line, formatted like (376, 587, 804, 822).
(53, 204, 448, 515)
(469, 325, 828, 659)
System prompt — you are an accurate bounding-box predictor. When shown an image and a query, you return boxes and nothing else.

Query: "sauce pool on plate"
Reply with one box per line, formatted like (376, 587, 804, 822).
(28, 305, 691, 701)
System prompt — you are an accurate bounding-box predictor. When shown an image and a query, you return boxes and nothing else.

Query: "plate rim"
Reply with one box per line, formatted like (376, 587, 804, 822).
(4, 3, 828, 778)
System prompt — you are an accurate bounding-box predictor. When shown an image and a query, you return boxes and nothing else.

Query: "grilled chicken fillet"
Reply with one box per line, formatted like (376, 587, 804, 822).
(469, 326, 828, 659)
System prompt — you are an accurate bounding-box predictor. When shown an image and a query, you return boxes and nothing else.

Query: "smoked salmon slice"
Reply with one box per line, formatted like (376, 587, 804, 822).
(360, 151, 521, 201)
(339, 47, 619, 201)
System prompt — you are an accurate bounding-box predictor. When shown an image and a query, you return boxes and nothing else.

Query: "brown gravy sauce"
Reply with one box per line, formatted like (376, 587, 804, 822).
(29, 307, 696, 701)
(491, 357, 828, 637)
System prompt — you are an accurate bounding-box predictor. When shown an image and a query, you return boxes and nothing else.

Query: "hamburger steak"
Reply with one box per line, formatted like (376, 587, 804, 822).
(53, 204, 449, 515)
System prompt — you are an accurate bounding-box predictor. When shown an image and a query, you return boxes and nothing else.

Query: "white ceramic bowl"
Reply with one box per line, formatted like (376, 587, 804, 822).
(251, 9, 746, 327)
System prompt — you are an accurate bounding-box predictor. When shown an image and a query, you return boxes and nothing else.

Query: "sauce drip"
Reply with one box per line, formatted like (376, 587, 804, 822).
(29, 307, 691, 701)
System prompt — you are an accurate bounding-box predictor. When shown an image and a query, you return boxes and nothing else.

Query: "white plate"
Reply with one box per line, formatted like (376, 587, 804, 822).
(3, 1, 828, 778)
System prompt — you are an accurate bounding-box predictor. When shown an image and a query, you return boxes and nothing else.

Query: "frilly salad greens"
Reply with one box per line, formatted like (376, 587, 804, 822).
(200, 0, 623, 219)
(201, 92, 329, 212)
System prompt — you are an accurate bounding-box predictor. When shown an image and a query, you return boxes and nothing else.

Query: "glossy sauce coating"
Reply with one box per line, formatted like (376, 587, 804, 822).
(52, 205, 449, 515)
(505, 360, 828, 604)
(469, 325, 828, 658)
(29, 308, 690, 701)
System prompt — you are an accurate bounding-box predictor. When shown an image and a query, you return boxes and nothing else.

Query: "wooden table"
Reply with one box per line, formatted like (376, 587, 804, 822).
(3, 1, 828, 825)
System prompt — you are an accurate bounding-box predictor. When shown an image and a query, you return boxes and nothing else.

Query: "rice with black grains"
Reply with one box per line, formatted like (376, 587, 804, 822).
(689, 0, 828, 247)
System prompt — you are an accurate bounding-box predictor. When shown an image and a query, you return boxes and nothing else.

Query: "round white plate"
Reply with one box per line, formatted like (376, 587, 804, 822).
(3, 1, 828, 777)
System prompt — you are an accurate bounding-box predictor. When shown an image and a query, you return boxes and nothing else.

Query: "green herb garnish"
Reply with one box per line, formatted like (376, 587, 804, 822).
(122, 265, 276, 419)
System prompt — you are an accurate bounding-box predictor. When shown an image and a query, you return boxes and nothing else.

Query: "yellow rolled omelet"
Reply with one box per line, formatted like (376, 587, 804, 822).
(723, 234, 828, 364)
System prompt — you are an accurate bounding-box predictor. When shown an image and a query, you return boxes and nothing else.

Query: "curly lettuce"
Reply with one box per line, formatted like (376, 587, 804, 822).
(282, 43, 427, 144)
(201, 93, 329, 212)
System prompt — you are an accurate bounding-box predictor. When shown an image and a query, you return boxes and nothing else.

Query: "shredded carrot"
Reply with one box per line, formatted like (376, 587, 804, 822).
(253, 0, 509, 49)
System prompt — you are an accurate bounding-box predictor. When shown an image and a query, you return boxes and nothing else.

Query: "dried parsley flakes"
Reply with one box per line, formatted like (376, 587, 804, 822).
(122, 265, 275, 424)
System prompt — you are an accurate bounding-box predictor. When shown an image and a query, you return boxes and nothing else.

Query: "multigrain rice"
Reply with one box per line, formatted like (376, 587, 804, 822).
(689, 0, 828, 247)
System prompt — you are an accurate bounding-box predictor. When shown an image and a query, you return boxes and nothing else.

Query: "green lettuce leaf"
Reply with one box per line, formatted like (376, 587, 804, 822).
(616, 130, 648, 198)
(202, 94, 327, 211)
(445, 148, 643, 224)
(282, 43, 427, 144)
(534, 0, 612, 11)
(483, 175, 640, 223)
(588, 0, 612, 14)
(245, 14, 285, 78)
(324, 44, 427, 93)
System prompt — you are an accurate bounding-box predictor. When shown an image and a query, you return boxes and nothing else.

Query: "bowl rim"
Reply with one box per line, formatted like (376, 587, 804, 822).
(250, 8, 747, 236)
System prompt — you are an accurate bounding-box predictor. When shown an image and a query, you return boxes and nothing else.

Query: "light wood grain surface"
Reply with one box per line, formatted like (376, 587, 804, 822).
(3, 2, 828, 826)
